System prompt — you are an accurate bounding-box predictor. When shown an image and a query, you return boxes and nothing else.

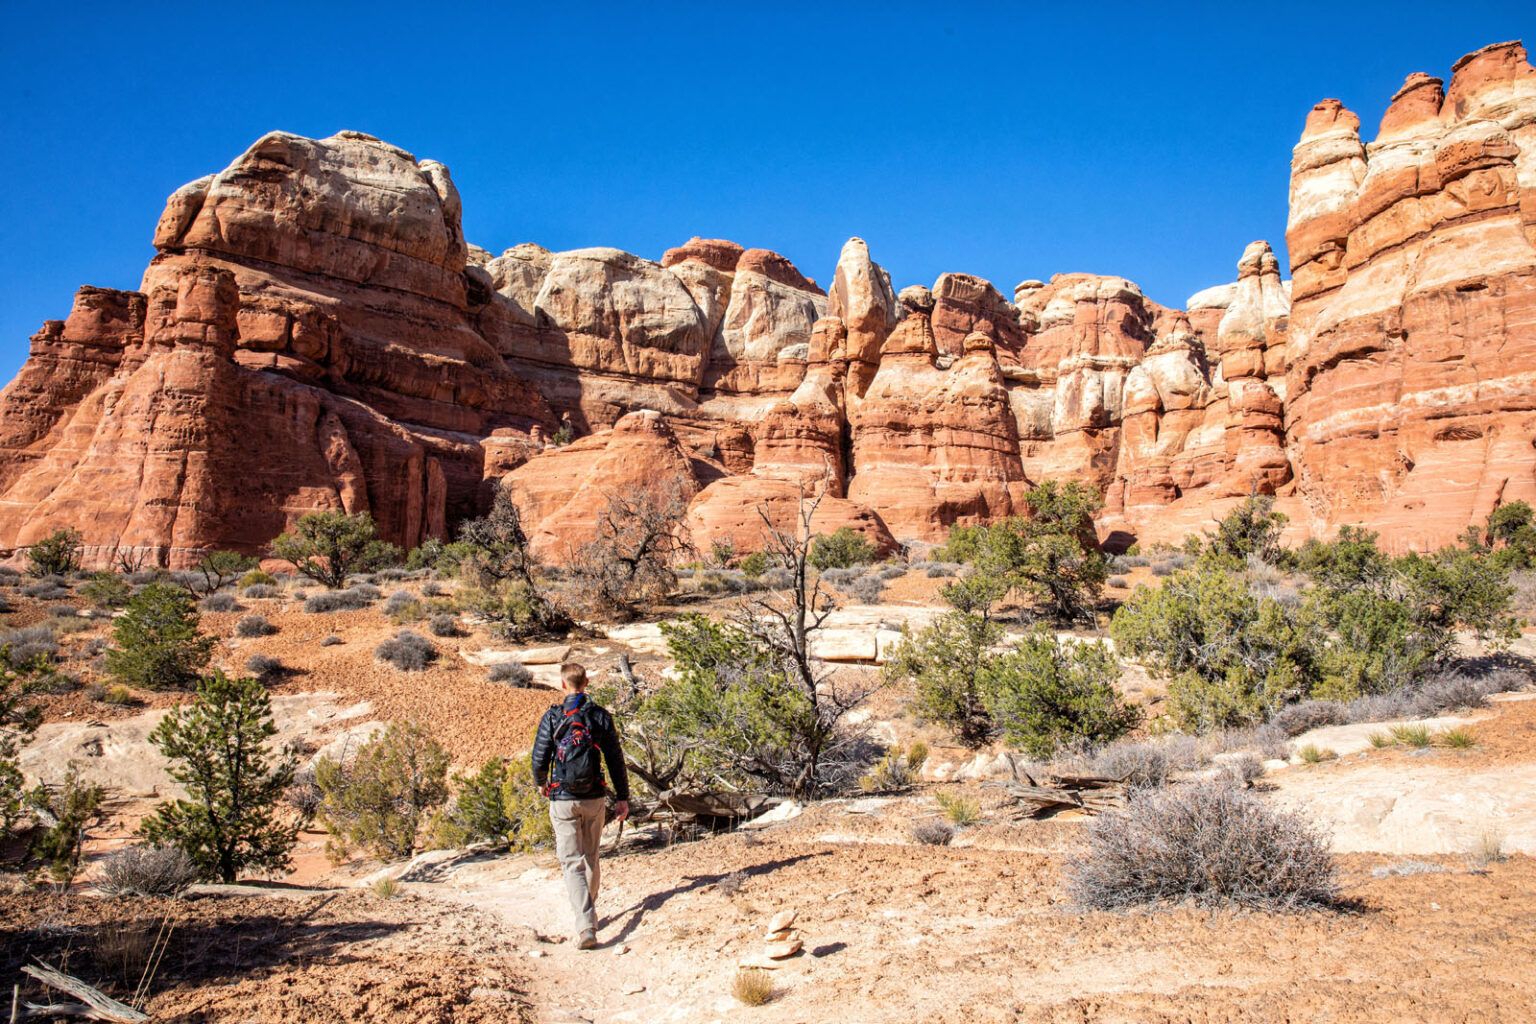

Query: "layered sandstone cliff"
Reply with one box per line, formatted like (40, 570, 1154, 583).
(1, 41, 1532, 565)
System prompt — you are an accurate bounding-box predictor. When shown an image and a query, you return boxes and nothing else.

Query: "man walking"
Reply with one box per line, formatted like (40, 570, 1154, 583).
(531, 662, 630, 949)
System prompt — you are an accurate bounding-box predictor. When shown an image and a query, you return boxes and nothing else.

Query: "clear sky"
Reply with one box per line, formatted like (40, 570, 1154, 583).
(1, 2, 1531, 380)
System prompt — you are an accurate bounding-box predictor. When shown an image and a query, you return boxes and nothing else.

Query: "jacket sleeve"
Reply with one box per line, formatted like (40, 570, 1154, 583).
(597, 709, 631, 802)
(530, 708, 555, 790)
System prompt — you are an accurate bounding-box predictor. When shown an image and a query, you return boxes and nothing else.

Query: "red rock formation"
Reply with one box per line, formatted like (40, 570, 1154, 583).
(1284, 41, 1536, 550)
(4, 40, 1534, 565)
(848, 316, 1029, 540)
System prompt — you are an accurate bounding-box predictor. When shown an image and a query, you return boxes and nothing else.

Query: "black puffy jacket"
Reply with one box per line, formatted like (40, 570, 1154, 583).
(530, 697, 630, 802)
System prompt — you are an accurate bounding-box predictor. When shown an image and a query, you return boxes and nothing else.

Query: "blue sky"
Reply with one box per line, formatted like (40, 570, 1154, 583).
(1, 2, 1531, 380)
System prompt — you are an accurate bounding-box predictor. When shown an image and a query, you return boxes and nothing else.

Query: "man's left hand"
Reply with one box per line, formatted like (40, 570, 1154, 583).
(613, 800, 630, 822)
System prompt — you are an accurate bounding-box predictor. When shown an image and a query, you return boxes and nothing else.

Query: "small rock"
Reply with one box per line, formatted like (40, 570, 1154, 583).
(764, 928, 800, 943)
(766, 909, 797, 933)
(528, 949, 546, 958)
(613, 944, 630, 955)
(737, 955, 782, 970)
(765, 938, 803, 960)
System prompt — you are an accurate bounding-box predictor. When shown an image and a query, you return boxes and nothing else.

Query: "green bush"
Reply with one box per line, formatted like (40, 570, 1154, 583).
(26, 763, 103, 885)
(884, 609, 1002, 747)
(739, 550, 770, 579)
(238, 569, 278, 589)
(26, 528, 83, 578)
(981, 628, 1139, 757)
(809, 527, 878, 570)
(80, 571, 132, 609)
(316, 722, 450, 862)
(106, 583, 217, 691)
(270, 510, 401, 590)
(139, 672, 298, 882)
(1206, 495, 1288, 564)
(936, 480, 1107, 623)
(431, 756, 553, 852)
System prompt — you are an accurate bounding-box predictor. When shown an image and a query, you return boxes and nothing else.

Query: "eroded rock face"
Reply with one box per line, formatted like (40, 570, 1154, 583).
(1284, 40, 1536, 549)
(4, 41, 1534, 566)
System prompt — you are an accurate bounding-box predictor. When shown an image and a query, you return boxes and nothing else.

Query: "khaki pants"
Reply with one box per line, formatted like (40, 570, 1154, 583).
(550, 797, 606, 937)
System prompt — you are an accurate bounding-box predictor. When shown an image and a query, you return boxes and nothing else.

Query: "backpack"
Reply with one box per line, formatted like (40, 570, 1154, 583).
(551, 702, 605, 798)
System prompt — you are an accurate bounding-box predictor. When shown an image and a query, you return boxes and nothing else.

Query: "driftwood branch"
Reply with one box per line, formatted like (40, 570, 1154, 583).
(993, 772, 1129, 819)
(19, 965, 146, 1023)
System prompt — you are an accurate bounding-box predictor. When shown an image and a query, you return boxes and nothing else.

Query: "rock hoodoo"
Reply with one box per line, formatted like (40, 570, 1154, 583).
(1, 42, 1533, 565)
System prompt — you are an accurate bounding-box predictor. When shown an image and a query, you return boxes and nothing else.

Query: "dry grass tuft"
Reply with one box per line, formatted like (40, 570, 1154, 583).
(372, 876, 401, 899)
(1466, 830, 1507, 872)
(731, 968, 775, 1006)
(935, 790, 981, 827)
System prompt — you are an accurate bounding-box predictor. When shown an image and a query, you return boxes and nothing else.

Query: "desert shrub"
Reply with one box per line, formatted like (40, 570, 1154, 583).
(1069, 780, 1338, 910)
(303, 587, 376, 613)
(26, 763, 104, 884)
(935, 790, 980, 826)
(982, 630, 1139, 758)
(858, 743, 928, 793)
(97, 844, 200, 898)
(245, 654, 283, 679)
(1295, 743, 1336, 764)
(1467, 830, 1507, 870)
(22, 577, 71, 601)
(199, 592, 242, 613)
(809, 527, 878, 570)
(428, 613, 463, 638)
(1207, 496, 1288, 564)
(885, 609, 1002, 746)
(320, 634, 343, 647)
(242, 583, 281, 599)
(192, 550, 258, 594)
(239, 569, 278, 588)
(315, 722, 450, 861)
(106, 583, 216, 690)
(1202, 723, 1291, 761)
(0, 565, 18, 584)
(139, 672, 298, 882)
(738, 551, 769, 579)
(567, 484, 692, 620)
(1112, 555, 1308, 730)
(488, 661, 534, 687)
(629, 612, 872, 797)
(375, 630, 437, 671)
(1223, 753, 1266, 785)
(1271, 699, 1346, 737)
(909, 819, 954, 846)
(430, 756, 551, 851)
(385, 590, 423, 623)
(925, 562, 960, 578)
(80, 572, 132, 609)
(234, 614, 276, 638)
(102, 684, 135, 705)
(26, 528, 84, 578)
(1090, 735, 1200, 788)
(1107, 576, 1128, 588)
(270, 511, 402, 590)
(2, 625, 59, 665)
(941, 481, 1108, 623)
(841, 573, 886, 604)
(421, 580, 446, 597)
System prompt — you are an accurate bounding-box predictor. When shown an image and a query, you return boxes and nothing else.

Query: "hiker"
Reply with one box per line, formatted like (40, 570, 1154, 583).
(531, 662, 631, 949)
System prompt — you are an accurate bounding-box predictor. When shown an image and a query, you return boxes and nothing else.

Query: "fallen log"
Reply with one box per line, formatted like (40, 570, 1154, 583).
(992, 772, 1129, 819)
(19, 965, 146, 1023)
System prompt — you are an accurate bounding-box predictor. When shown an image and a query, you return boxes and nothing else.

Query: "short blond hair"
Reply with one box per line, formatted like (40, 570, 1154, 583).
(561, 662, 588, 690)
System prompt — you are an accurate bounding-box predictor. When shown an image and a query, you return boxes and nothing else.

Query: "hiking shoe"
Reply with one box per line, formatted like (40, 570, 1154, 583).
(576, 932, 598, 950)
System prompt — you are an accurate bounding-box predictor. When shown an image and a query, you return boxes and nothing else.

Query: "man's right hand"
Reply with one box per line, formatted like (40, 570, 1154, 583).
(613, 800, 630, 822)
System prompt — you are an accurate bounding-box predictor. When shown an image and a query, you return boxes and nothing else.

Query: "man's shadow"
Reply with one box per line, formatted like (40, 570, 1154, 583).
(598, 851, 825, 945)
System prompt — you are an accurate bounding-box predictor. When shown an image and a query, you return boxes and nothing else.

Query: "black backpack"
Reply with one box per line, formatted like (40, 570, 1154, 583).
(551, 703, 605, 798)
